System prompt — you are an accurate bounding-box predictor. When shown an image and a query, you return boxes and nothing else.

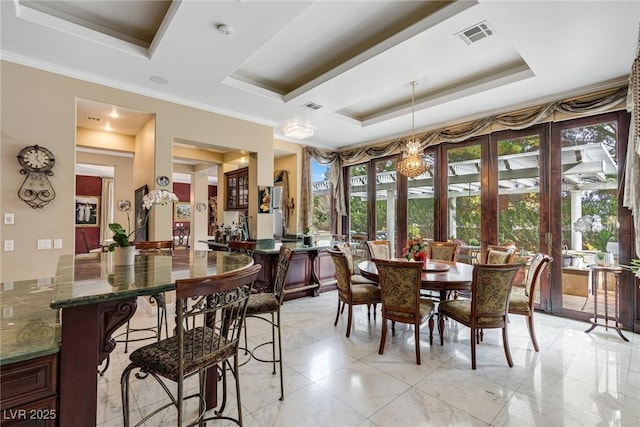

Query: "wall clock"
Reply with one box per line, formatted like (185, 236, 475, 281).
(196, 202, 207, 212)
(17, 145, 56, 209)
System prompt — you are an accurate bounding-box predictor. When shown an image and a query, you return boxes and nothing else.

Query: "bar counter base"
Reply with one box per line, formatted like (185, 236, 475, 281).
(59, 299, 136, 426)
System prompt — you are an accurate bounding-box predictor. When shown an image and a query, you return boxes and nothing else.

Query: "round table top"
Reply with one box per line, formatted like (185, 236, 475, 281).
(357, 259, 475, 291)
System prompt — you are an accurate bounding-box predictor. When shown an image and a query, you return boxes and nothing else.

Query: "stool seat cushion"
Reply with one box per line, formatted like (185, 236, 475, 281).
(245, 293, 279, 315)
(129, 327, 232, 382)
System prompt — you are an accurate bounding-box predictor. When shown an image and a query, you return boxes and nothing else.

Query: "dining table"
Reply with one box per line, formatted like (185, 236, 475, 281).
(50, 249, 254, 427)
(357, 259, 475, 299)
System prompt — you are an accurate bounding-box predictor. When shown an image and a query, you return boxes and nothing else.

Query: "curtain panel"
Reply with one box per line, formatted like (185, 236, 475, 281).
(624, 53, 640, 256)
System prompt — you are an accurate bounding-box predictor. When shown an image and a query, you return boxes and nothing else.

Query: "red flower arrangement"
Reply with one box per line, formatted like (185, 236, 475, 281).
(403, 237, 426, 261)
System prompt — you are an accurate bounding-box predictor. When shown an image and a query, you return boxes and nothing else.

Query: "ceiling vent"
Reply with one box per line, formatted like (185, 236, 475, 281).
(456, 21, 495, 45)
(86, 115, 102, 122)
(302, 101, 323, 111)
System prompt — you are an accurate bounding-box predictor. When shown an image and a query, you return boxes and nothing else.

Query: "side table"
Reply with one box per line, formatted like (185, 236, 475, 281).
(584, 265, 629, 342)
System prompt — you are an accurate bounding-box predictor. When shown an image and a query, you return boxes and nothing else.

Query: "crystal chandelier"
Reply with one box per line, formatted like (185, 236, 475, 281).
(396, 81, 429, 178)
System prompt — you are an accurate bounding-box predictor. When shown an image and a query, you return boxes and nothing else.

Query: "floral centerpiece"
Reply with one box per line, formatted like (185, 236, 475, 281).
(403, 237, 426, 261)
(108, 189, 179, 251)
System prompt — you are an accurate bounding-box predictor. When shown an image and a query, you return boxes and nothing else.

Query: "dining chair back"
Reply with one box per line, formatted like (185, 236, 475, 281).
(428, 241, 459, 262)
(335, 242, 378, 287)
(331, 234, 347, 243)
(438, 263, 523, 369)
(121, 264, 261, 427)
(373, 258, 435, 365)
(508, 253, 552, 351)
(366, 240, 391, 260)
(485, 245, 516, 264)
(228, 240, 257, 257)
(80, 228, 103, 253)
(349, 234, 368, 262)
(328, 249, 381, 337)
(134, 240, 174, 255)
(243, 245, 293, 400)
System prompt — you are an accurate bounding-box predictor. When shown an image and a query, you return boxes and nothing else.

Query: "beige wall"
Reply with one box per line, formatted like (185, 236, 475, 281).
(0, 60, 276, 281)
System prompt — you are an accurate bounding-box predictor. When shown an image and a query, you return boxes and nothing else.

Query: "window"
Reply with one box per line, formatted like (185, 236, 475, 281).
(311, 159, 331, 241)
(447, 143, 482, 247)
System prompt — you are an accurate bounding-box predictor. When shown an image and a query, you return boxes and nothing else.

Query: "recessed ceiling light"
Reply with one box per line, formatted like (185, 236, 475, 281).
(109, 109, 119, 118)
(104, 123, 112, 132)
(217, 24, 232, 35)
(149, 75, 169, 85)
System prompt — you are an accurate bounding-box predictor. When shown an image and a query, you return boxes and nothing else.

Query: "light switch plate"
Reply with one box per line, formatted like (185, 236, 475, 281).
(54, 238, 63, 249)
(4, 240, 14, 251)
(4, 213, 14, 225)
(37, 239, 52, 250)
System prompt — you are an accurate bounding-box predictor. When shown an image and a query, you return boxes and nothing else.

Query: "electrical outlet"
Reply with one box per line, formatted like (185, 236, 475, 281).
(4, 213, 14, 225)
(54, 238, 63, 249)
(37, 278, 52, 286)
(4, 240, 14, 251)
(37, 239, 52, 250)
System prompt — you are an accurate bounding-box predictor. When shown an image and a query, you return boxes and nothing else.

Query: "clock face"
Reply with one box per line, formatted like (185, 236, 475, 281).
(18, 145, 55, 172)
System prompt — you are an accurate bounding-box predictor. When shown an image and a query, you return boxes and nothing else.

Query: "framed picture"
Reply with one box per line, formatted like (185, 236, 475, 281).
(75, 196, 99, 226)
(134, 185, 148, 241)
(174, 202, 191, 222)
(258, 186, 272, 214)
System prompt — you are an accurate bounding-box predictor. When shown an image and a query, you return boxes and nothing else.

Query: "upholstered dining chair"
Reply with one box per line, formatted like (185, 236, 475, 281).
(427, 241, 459, 262)
(334, 242, 377, 284)
(508, 253, 552, 351)
(373, 258, 435, 365)
(423, 241, 460, 300)
(366, 240, 392, 260)
(485, 245, 517, 264)
(331, 234, 347, 243)
(121, 264, 260, 427)
(328, 249, 381, 337)
(438, 263, 523, 369)
(242, 245, 293, 401)
(349, 234, 368, 262)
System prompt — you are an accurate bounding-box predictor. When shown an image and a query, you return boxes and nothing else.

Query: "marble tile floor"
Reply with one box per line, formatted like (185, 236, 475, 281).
(97, 289, 640, 426)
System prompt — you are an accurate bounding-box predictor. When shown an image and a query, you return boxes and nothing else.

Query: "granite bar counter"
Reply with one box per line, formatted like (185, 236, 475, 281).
(199, 239, 339, 298)
(1, 278, 61, 425)
(1, 278, 60, 366)
(252, 240, 337, 298)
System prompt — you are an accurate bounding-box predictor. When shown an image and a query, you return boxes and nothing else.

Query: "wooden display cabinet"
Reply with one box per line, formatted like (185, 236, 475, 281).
(225, 168, 248, 210)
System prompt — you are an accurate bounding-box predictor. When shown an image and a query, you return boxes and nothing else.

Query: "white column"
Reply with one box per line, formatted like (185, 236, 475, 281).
(386, 189, 395, 254)
(192, 165, 211, 250)
(570, 190, 582, 250)
(449, 197, 457, 240)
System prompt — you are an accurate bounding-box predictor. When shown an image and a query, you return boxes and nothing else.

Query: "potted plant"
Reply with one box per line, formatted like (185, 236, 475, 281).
(109, 189, 178, 265)
(303, 225, 315, 247)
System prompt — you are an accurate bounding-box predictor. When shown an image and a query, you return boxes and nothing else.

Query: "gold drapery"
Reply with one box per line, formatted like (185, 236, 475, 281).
(301, 86, 629, 235)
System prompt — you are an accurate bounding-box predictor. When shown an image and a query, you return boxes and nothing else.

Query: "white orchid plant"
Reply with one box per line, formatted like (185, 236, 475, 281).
(573, 214, 618, 252)
(108, 189, 179, 250)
